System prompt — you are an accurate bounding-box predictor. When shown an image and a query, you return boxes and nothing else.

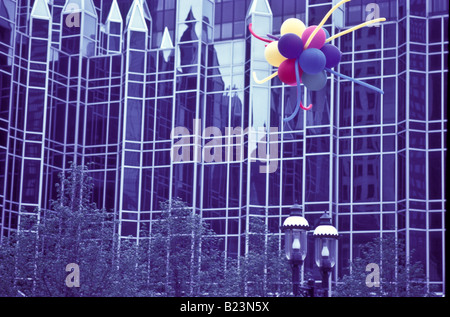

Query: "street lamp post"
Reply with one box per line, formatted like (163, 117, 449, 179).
(281, 204, 309, 297)
(282, 205, 338, 297)
(313, 212, 339, 297)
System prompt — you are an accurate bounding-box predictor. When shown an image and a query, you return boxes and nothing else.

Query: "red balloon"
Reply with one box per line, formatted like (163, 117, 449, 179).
(278, 59, 303, 86)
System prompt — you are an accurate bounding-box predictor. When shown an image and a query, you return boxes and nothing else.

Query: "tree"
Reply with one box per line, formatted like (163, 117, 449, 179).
(233, 216, 292, 297)
(0, 163, 141, 297)
(146, 198, 225, 296)
(334, 235, 433, 297)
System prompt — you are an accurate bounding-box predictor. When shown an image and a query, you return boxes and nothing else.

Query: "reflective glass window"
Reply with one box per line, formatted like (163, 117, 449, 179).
(32, 19, 49, 38)
(428, 151, 442, 200)
(354, 81, 381, 126)
(121, 221, 137, 237)
(428, 73, 442, 120)
(27, 88, 45, 132)
(203, 164, 227, 208)
(155, 98, 173, 140)
(108, 36, 120, 51)
(339, 81, 352, 127)
(429, 231, 443, 282)
(339, 157, 351, 203)
(109, 21, 121, 35)
(141, 168, 152, 211)
(409, 150, 426, 199)
(305, 155, 330, 201)
(83, 14, 96, 40)
(152, 167, 170, 210)
(22, 159, 40, 203)
(428, 18, 441, 43)
(172, 163, 194, 205)
(353, 155, 380, 202)
(126, 99, 143, 141)
(353, 214, 380, 231)
(382, 154, 395, 201)
(175, 92, 196, 131)
(123, 168, 139, 210)
(228, 163, 240, 207)
(30, 39, 47, 62)
(25, 142, 41, 158)
(130, 31, 146, 50)
(129, 50, 145, 72)
(62, 14, 81, 36)
(306, 137, 330, 154)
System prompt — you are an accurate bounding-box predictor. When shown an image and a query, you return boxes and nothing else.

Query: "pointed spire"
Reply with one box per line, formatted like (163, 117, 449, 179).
(160, 27, 173, 49)
(160, 27, 173, 62)
(246, 0, 272, 17)
(139, 0, 152, 22)
(106, 0, 122, 23)
(31, 0, 51, 20)
(186, 6, 195, 21)
(126, 0, 147, 31)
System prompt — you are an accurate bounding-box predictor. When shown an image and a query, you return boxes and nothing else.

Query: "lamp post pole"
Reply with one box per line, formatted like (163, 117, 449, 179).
(281, 204, 309, 297)
(313, 211, 339, 297)
(291, 260, 301, 296)
(282, 206, 338, 297)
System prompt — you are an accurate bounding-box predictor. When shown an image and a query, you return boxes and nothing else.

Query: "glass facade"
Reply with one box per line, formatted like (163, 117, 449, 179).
(0, 0, 447, 294)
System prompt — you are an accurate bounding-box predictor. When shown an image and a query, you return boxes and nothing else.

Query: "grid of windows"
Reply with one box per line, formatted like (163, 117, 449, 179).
(0, 0, 446, 294)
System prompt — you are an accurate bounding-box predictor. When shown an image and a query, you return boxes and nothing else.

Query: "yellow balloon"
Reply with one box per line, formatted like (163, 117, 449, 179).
(280, 18, 306, 37)
(264, 41, 286, 67)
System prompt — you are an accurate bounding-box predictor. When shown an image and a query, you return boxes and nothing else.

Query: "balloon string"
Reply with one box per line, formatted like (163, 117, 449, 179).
(283, 99, 300, 122)
(267, 33, 280, 41)
(296, 58, 312, 111)
(325, 67, 384, 94)
(252, 71, 278, 84)
(284, 58, 313, 122)
(248, 23, 273, 43)
(325, 18, 386, 43)
(304, 0, 351, 49)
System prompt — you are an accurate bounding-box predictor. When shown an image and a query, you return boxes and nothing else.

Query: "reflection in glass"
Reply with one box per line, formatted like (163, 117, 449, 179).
(353, 155, 380, 202)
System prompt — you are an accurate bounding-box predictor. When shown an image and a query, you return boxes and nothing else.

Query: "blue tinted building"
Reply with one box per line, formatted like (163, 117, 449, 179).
(0, 0, 447, 294)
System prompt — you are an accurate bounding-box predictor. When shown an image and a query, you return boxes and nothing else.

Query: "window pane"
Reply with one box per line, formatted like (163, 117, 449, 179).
(123, 168, 139, 210)
(22, 159, 40, 203)
(130, 31, 145, 49)
(32, 19, 49, 38)
(306, 155, 329, 202)
(126, 99, 142, 141)
(353, 155, 380, 202)
(27, 88, 45, 132)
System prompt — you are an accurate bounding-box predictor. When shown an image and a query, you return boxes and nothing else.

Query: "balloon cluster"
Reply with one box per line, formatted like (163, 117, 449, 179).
(265, 18, 341, 92)
(249, 0, 386, 121)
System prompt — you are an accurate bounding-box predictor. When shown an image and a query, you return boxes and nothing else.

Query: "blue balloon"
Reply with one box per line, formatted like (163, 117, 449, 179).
(322, 28, 330, 39)
(302, 70, 327, 91)
(299, 48, 326, 74)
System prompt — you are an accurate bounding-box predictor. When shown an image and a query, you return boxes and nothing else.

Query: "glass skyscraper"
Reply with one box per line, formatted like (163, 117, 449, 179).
(0, 0, 447, 294)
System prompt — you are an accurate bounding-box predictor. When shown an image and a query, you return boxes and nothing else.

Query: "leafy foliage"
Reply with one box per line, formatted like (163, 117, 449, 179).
(0, 164, 293, 297)
(144, 198, 225, 296)
(334, 235, 433, 297)
(0, 163, 141, 297)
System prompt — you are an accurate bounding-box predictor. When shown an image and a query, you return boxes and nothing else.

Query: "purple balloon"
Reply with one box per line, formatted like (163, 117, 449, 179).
(320, 44, 342, 68)
(299, 48, 326, 74)
(278, 33, 304, 59)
